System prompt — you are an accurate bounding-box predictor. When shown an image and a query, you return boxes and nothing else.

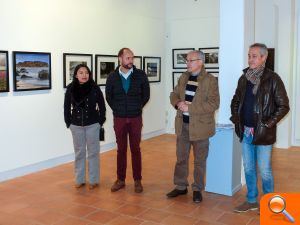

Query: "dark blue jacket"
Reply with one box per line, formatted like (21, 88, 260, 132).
(105, 66, 150, 118)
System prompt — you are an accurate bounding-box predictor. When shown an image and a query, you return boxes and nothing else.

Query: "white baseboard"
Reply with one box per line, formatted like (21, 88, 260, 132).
(232, 183, 243, 195)
(142, 129, 166, 140)
(0, 154, 75, 182)
(166, 128, 175, 134)
(0, 129, 166, 182)
(292, 139, 300, 146)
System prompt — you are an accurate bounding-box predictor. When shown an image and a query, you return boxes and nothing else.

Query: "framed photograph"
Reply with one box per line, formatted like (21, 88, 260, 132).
(143, 56, 161, 83)
(63, 53, 93, 88)
(199, 47, 219, 69)
(172, 71, 183, 90)
(95, 54, 118, 86)
(133, 56, 142, 69)
(13, 51, 51, 91)
(266, 48, 275, 71)
(172, 48, 195, 69)
(0, 51, 9, 92)
(206, 68, 219, 78)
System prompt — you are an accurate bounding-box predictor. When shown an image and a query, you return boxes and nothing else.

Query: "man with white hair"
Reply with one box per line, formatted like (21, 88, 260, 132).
(167, 50, 220, 203)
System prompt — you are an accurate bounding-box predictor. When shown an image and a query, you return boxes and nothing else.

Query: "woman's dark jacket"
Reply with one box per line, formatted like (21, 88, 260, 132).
(64, 81, 106, 128)
(105, 66, 150, 118)
(230, 67, 289, 145)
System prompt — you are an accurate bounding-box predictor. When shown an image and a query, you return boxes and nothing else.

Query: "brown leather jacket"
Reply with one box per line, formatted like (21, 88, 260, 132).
(170, 68, 220, 141)
(230, 68, 290, 145)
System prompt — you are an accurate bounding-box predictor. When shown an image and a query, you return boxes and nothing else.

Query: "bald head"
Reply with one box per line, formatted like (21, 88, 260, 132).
(118, 47, 134, 71)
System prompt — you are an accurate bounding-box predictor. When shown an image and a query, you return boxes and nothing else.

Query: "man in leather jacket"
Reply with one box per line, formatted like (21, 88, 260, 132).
(231, 43, 289, 213)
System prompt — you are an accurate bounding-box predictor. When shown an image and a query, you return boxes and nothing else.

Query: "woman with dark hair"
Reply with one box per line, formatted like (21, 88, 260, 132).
(64, 64, 106, 189)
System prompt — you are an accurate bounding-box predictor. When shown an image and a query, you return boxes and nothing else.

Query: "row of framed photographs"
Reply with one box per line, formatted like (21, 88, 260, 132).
(172, 47, 219, 69)
(64, 53, 161, 88)
(172, 69, 219, 90)
(0, 50, 161, 92)
(172, 47, 275, 71)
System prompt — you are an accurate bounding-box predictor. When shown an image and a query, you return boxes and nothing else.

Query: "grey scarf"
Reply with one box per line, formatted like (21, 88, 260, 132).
(245, 66, 265, 94)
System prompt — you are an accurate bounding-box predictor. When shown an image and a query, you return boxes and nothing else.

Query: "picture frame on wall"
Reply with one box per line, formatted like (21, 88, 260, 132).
(63, 53, 93, 88)
(172, 71, 183, 90)
(206, 68, 219, 78)
(172, 48, 195, 69)
(266, 48, 275, 71)
(95, 54, 118, 86)
(143, 56, 161, 83)
(199, 47, 219, 69)
(133, 56, 142, 70)
(0, 51, 9, 92)
(13, 51, 51, 92)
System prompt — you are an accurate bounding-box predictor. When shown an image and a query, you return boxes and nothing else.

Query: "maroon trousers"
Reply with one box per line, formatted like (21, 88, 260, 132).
(113, 116, 142, 181)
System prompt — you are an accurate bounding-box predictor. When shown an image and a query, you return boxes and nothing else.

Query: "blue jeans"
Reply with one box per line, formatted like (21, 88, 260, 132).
(242, 128, 274, 203)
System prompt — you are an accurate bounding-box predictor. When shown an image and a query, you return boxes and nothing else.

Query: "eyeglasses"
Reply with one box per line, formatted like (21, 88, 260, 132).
(185, 59, 201, 63)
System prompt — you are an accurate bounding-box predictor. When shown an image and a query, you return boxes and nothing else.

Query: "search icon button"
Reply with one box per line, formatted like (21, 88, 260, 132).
(268, 195, 295, 223)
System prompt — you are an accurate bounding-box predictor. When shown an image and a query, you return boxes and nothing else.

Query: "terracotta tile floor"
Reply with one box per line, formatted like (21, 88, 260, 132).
(0, 134, 299, 225)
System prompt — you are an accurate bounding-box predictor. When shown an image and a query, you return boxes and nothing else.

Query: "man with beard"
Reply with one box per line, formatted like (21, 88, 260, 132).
(105, 48, 150, 193)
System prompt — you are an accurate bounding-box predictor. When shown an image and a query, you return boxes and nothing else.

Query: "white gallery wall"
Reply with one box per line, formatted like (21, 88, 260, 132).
(165, 0, 298, 149)
(165, 0, 220, 132)
(255, 0, 295, 148)
(0, 0, 166, 180)
(0, 0, 299, 181)
(293, 0, 300, 146)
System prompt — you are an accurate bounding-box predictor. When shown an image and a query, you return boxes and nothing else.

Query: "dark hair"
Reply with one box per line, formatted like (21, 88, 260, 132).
(118, 47, 133, 57)
(73, 64, 92, 81)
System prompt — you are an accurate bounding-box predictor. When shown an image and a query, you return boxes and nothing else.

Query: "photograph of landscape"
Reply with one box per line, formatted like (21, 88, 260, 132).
(13, 52, 51, 91)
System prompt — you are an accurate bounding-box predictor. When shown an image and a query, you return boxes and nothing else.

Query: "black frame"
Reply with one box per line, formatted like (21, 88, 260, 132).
(0, 50, 9, 92)
(63, 53, 93, 88)
(133, 56, 142, 70)
(13, 51, 51, 92)
(206, 69, 219, 78)
(95, 54, 118, 86)
(198, 47, 219, 69)
(172, 48, 195, 69)
(172, 71, 183, 90)
(266, 48, 275, 71)
(143, 56, 161, 83)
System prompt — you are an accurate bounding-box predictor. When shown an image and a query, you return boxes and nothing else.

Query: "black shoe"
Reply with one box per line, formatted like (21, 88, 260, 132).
(166, 188, 188, 198)
(193, 191, 202, 203)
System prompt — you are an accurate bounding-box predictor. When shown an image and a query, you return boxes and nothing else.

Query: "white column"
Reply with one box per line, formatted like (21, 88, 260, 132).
(205, 0, 255, 195)
(218, 0, 254, 124)
(272, 0, 293, 148)
(293, 0, 300, 145)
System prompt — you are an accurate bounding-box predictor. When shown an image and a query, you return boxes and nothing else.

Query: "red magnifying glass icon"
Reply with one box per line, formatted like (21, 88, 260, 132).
(268, 195, 295, 223)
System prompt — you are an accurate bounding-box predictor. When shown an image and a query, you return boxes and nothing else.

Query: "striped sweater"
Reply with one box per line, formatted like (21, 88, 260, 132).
(183, 74, 198, 123)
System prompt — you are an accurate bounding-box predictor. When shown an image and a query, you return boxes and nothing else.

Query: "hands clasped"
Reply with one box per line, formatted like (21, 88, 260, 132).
(177, 101, 190, 112)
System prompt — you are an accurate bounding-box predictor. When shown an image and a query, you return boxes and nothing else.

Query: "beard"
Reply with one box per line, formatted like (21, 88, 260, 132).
(122, 63, 133, 69)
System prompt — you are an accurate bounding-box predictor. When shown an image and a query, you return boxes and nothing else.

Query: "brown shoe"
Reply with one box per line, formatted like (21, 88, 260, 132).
(111, 180, 125, 192)
(89, 183, 99, 190)
(75, 183, 85, 188)
(234, 201, 259, 213)
(134, 180, 143, 193)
